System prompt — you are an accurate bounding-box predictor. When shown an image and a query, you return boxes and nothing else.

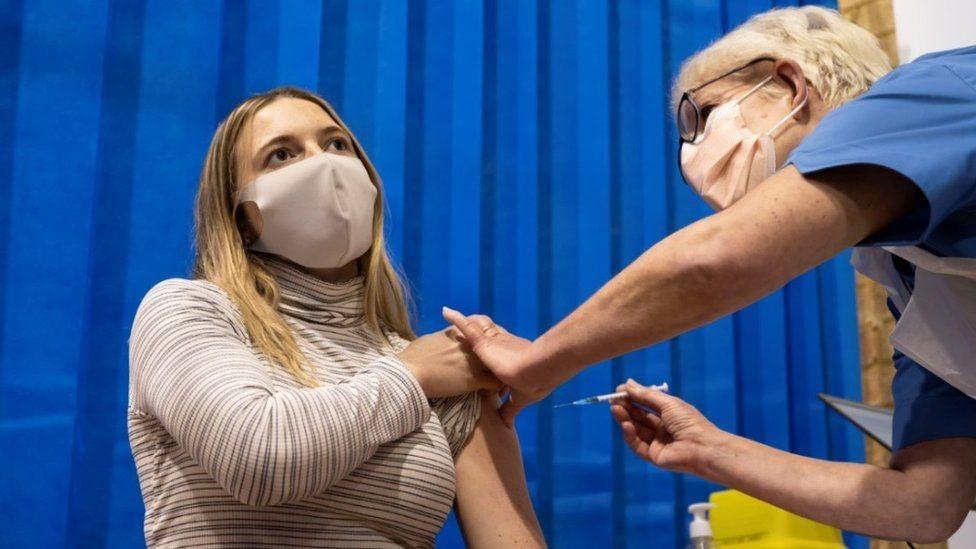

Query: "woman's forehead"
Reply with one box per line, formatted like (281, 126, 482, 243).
(249, 98, 338, 140)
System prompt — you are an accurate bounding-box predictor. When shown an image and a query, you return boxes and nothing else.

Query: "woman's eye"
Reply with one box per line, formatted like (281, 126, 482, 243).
(268, 148, 294, 166)
(326, 137, 349, 152)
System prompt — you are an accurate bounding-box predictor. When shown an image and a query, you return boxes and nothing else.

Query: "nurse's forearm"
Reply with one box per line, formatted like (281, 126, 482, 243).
(697, 434, 976, 543)
(528, 165, 918, 385)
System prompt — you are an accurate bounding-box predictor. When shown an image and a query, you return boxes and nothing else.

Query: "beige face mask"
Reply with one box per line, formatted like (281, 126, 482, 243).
(680, 76, 806, 211)
(235, 152, 377, 269)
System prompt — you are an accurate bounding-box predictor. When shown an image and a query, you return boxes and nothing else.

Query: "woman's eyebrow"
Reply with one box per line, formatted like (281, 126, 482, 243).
(318, 124, 349, 140)
(254, 134, 296, 158)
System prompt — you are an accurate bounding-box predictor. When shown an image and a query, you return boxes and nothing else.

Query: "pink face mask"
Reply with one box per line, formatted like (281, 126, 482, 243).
(680, 76, 806, 211)
(235, 152, 377, 269)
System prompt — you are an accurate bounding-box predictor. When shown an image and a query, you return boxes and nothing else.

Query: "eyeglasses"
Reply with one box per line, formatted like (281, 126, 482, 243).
(677, 57, 775, 143)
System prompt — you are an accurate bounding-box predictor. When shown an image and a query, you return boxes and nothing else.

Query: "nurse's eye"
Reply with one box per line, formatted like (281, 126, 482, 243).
(699, 105, 715, 124)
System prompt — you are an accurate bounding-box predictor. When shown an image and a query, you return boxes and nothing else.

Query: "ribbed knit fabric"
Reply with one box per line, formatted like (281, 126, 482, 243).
(127, 256, 481, 548)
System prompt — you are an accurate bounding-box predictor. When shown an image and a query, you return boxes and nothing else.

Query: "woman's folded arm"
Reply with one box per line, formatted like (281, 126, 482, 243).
(129, 279, 431, 506)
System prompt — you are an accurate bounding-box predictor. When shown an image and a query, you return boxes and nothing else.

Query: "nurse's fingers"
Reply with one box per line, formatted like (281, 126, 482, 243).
(621, 400, 662, 429)
(623, 379, 673, 413)
(442, 308, 475, 342)
(442, 308, 498, 348)
(610, 403, 630, 424)
(612, 404, 657, 443)
(614, 383, 662, 426)
(618, 419, 654, 460)
(468, 315, 501, 337)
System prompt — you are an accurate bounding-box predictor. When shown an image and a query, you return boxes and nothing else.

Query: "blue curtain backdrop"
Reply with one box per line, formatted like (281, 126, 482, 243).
(0, 0, 867, 547)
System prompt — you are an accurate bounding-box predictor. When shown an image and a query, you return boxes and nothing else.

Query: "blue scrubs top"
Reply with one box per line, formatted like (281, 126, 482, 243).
(787, 45, 976, 451)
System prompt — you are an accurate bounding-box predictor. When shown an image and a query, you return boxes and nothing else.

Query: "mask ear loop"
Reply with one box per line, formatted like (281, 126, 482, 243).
(766, 95, 809, 137)
(732, 75, 773, 106)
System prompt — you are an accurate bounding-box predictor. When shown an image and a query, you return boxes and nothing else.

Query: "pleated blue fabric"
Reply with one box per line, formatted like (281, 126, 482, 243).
(0, 0, 866, 547)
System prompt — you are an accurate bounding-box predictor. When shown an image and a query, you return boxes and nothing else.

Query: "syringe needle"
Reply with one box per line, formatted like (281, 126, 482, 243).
(554, 382, 669, 409)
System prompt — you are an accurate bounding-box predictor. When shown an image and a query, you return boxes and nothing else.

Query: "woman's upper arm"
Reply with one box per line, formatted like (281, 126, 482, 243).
(431, 391, 482, 457)
(453, 394, 545, 548)
(128, 279, 431, 506)
(128, 280, 272, 421)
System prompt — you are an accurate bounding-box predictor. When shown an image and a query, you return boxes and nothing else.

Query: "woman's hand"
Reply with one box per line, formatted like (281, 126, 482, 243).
(609, 379, 727, 475)
(398, 328, 503, 398)
(441, 308, 550, 427)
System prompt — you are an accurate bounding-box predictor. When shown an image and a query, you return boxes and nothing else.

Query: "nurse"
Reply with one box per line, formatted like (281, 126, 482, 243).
(445, 6, 976, 543)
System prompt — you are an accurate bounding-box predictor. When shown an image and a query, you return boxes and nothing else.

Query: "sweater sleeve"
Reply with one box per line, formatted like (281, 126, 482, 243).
(383, 328, 482, 458)
(128, 279, 431, 507)
(430, 392, 482, 457)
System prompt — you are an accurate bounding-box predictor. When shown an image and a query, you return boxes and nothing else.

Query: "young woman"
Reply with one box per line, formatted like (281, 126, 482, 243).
(127, 87, 544, 548)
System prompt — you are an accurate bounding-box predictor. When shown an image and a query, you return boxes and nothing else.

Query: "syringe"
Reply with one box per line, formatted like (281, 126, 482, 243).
(554, 382, 669, 408)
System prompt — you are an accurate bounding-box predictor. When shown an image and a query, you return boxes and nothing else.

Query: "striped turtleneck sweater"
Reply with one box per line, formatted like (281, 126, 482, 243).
(127, 257, 481, 548)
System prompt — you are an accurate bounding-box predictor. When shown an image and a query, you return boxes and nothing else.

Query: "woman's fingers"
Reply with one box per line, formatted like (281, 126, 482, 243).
(480, 373, 504, 392)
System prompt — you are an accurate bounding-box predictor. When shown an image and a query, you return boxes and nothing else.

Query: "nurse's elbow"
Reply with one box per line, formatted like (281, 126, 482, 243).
(891, 439, 976, 543)
(900, 476, 971, 543)
(907, 504, 967, 544)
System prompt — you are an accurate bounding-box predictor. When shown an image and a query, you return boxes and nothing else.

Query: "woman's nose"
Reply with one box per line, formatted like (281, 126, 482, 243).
(303, 141, 327, 158)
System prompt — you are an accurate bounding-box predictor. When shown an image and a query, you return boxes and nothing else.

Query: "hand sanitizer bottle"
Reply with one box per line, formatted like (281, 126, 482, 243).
(687, 502, 716, 549)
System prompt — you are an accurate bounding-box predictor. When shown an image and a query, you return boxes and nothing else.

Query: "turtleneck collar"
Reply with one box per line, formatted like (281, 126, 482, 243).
(261, 255, 367, 327)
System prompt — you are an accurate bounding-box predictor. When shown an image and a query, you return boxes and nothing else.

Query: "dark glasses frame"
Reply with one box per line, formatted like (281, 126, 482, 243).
(677, 56, 776, 143)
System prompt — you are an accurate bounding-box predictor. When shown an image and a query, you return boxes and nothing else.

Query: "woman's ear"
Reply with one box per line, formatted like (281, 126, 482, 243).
(773, 59, 809, 113)
(235, 201, 263, 246)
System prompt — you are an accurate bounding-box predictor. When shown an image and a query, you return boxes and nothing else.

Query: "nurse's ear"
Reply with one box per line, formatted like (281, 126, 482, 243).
(773, 59, 810, 119)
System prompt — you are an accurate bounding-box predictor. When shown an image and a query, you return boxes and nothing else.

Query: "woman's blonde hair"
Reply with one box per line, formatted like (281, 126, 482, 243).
(194, 86, 415, 386)
(673, 6, 892, 110)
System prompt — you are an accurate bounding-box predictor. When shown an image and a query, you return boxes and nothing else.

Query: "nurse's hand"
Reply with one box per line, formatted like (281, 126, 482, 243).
(398, 327, 503, 398)
(610, 379, 727, 474)
(442, 307, 550, 426)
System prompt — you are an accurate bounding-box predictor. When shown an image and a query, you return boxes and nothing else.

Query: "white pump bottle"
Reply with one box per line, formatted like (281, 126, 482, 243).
(687, 502, 716, 549)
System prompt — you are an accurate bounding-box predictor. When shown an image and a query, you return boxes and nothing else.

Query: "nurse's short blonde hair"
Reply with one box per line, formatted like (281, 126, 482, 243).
(673, 6, 892, 111)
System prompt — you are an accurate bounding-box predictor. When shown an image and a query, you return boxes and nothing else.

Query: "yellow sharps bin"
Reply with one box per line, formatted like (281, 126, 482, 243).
(709, 490, 846, 548)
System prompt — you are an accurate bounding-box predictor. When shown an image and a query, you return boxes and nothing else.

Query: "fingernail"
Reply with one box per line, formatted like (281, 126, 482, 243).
(442, 306, 459, 316)
(626, 378, 636, 386)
